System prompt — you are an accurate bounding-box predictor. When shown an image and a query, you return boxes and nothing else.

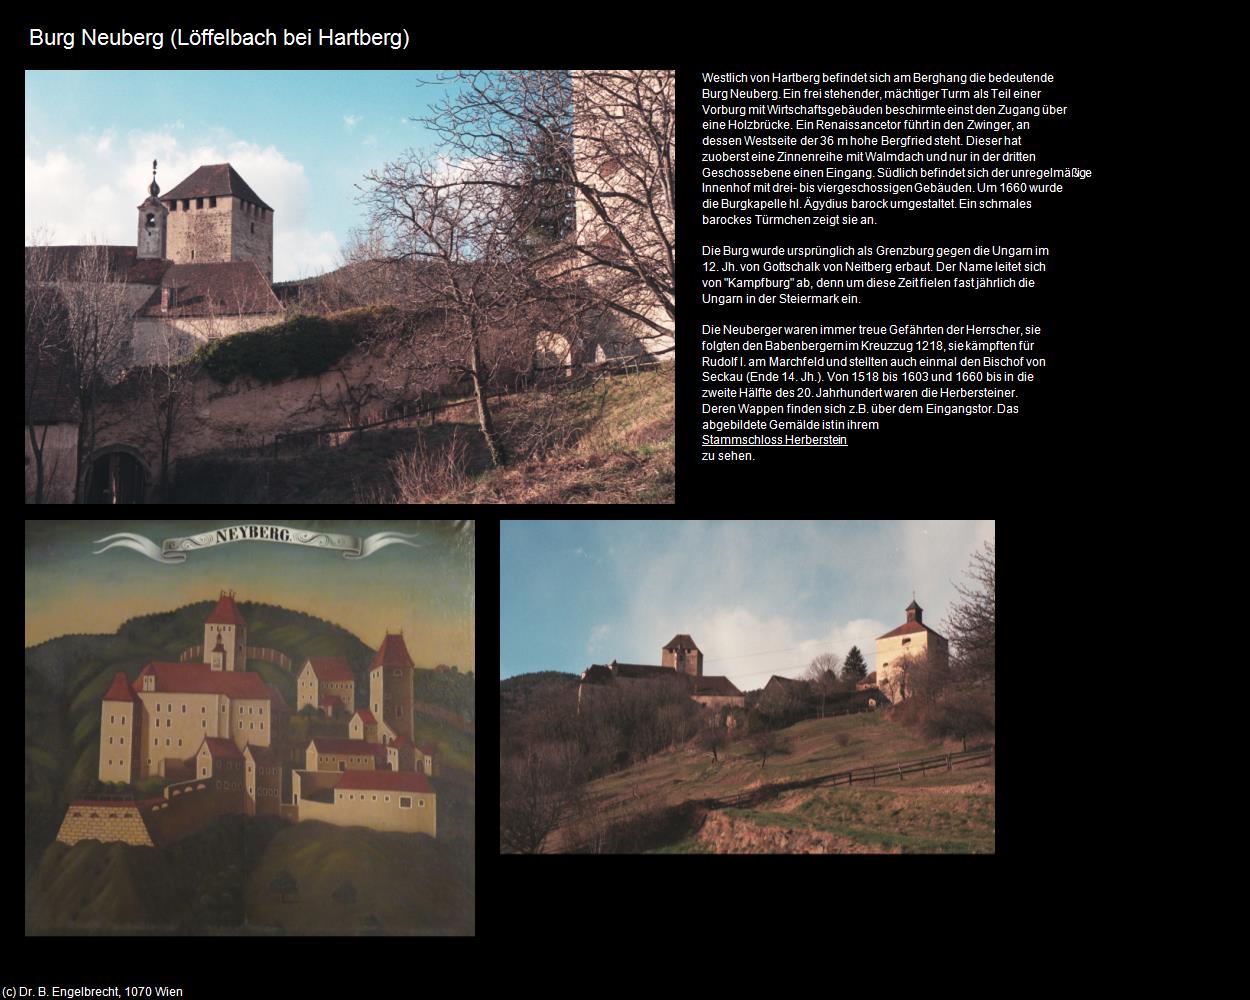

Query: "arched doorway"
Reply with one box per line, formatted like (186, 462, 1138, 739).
(86, 448, 147, 504)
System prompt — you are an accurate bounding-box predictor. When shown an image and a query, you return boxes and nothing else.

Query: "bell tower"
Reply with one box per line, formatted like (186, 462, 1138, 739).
(136, 159, 168, 260)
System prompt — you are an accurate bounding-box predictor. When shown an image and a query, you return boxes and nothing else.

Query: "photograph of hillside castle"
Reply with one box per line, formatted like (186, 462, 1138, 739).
(25, 70, 674, 503)
(501, 520, 994, 853)
(25, 520, 474, 934)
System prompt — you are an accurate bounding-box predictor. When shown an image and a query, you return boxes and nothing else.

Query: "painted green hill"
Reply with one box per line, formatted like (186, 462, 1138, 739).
(25, 813, 472, 935)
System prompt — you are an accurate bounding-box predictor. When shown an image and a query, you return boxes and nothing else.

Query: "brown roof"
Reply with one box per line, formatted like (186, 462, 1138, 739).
(200, 737, 244, 760)
(133, 662, 275, 700)
(305, 657, 353, 683)
(691, 675, 743, 697)
(352, 709, 377, 724)
(136, 261, 281, 318)
(308, 738, 388, 760)
(877, 621, 946, 641)
(865, 671, 877, 683)
(243, 744, 277, 763)
(205, 592, 247, 625)
(337, 770, 432, 793)
(319, 693, 345, 712)
(611, 663, 677, 680)
(161, 163, 273, 211)
(766, 675, 806, 689)
(663, 634, 699, 650)
(370, 633, 415, 671)
(581, 665, 614, 684)
(26, 245, 171, 285)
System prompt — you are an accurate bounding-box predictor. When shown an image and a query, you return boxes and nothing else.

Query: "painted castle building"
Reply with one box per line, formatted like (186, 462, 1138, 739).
(578, 634, 745, 713)
(875, 599, 950, 704)
(62, 594, 441, 847)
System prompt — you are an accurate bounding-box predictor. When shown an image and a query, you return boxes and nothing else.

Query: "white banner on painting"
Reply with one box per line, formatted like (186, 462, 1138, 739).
(92, 525, 422, 564)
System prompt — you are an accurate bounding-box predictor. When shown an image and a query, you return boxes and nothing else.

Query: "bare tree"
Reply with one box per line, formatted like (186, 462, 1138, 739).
(135, 319, 200, 499)
(499, 744, 579, 854)
(358, 155, 547, 466)
(25, 245, 76, 503)
(922, 689, 995, 752)
(945, 542, 996, 688)
(745, 728, 793, 769)
(804, 653, 841, 718)
(699, 725, 729, 764)
(422, 70, 675, 355)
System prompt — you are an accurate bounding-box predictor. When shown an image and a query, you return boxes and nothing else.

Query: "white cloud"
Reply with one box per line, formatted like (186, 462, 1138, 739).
(586, 624, 611, 656)
(344, 114, 361, 129)
(25, 127, 340, 281)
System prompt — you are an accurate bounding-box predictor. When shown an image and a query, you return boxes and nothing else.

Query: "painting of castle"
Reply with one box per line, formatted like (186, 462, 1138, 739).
(24, 519, 475, 936)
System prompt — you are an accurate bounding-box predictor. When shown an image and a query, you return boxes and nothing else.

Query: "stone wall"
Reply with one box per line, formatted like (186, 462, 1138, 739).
(231, 199, 274, 282)
(166, 199, 234, 266)
(144, 780, 237, 846)
(56, 801, 155, 847)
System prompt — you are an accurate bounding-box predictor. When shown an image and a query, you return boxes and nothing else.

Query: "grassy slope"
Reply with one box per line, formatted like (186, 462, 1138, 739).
(559, 712, 994, 854)
(169, 365, 674, 504)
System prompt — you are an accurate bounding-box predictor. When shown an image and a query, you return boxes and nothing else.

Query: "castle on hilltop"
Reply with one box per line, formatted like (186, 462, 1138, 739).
(57, 591, 438, 849)
(578, 634, 745, 713)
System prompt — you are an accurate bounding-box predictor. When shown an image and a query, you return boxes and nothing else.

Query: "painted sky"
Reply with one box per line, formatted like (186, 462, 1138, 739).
(26, 519, 474, 672)
(500, 520, 994, 687)
(25, 71, 464, 280)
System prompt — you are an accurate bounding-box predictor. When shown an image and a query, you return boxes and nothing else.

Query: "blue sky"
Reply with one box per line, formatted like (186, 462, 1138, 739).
(25, 71, 462, 280)
(500, 520, 995, 688)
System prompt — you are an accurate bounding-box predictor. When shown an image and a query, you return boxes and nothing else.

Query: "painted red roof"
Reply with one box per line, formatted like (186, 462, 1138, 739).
(305, 657, 353, 683)
(200, 737, 243, 759)
(370, 633, 414, 671)
(308, 738, 388, 760)
(337, 770, 433, 793)
(391, 735, 413, 749)
(134, 662, 274, 700)
(877, 621, 947, 641)
(206, 593, 247, 625)
(319, 694, 345, 711)
(352, 709, 377, 725)
(103, 672, 138, 703)
(69, 799, 142, 809)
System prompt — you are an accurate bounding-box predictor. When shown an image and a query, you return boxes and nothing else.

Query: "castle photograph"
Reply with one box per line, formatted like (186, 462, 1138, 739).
(25, 519, 475, 935)
(25, 70, 675, 504)
(501, 519, 995, 854)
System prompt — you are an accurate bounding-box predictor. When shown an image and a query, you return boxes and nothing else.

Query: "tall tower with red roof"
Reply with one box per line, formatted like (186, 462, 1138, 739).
(369, 632, 415, 743)
(99, 672, 140, 783)
(204, 590, 248, 673)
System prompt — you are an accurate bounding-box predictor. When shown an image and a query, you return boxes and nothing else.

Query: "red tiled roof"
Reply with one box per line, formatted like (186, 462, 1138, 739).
(243, 744, 277, 762)
(352, 709, 377, 725)
(391, 735, 413, 749)
(161, 163, 273, 211)
(337, 770, 433, 793)
(877, 621, 947, 641)
(370, 633, 415, 671)
(135, 261, 281, 318)
(305, 657, 353, 683)
(663, 634, 699, 650)
(319, 694, 345, 711)
(308, 738, 388, 760)
(103, 672, 138, 703)
(200, 737, 243, 759)
(206, 593, 247, 625)
(133, 662, 275, 700)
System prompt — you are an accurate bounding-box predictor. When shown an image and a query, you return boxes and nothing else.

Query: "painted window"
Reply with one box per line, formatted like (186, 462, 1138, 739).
(201, 721, 207, 729)
(400, 797, 412, 809)
(120, 737, 124, 745)
(109, 736, 114, 745)
(165, 738, 170, 746)
(110, 714, 115, 724)
(153, 738, 158, 746)
(418, 799, 425, 808)
(201, 767, 208, 777)
(202, 706, 206, 714)
(182, 704, 187, 713)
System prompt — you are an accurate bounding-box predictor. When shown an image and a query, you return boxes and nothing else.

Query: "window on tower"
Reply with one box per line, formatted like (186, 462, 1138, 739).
(210, 197, 217, 208)
(182, 199, 189, 210)
(196, 198, 203, 209)
(146, 213, 156, 228)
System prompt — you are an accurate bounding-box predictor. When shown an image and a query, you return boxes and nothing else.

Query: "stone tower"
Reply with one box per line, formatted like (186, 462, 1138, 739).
(370, 632, 415, 743)
(160, 163, 274, 282)
(875, 597, 950, 704)
(136, 160, 168, 260)
(661, 634, 703, 677)
(204, 590, 248, 673)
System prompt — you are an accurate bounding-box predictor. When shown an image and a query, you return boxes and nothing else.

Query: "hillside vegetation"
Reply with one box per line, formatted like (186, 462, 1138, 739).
(170, 365, 674, 504)
(555, 712, 994, 854)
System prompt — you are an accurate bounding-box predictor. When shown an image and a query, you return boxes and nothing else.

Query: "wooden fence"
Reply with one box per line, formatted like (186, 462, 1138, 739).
(713, 744, 994, 809)
(179, 644, 293, 671)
